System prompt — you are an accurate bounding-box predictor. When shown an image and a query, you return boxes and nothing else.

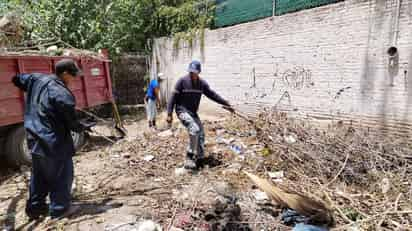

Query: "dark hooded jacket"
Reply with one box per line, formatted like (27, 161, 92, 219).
(13, 73, 84, 160)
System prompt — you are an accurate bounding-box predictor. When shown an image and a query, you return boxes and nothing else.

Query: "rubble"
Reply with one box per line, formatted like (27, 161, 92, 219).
(0, 111, 411, 230)
(136, 220, 162, 231)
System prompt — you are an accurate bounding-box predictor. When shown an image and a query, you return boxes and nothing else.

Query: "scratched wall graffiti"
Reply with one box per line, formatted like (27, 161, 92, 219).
(237, 63, 313, 108)
(281, 67, 313, 90)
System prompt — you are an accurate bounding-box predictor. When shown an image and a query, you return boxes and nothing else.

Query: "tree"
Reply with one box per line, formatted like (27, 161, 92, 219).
(2, 0, 215, 54)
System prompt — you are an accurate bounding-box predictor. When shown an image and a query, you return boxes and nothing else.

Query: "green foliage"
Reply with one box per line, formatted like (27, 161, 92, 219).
(2, 0, 215, 54)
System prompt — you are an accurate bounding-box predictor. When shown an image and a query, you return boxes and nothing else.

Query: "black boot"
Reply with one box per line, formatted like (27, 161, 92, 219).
(25, 200, 49, 220)
(184, 153, 197, 170)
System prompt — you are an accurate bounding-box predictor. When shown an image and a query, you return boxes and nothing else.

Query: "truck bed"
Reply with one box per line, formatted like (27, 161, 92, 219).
(0, 54, 113, 127)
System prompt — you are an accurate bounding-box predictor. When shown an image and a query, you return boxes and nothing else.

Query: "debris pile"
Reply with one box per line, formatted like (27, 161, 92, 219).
(229, 111, 412, 230)
(80, 112, 411, 230)
(0, 13, 23, 47)
(3, 112, 410, 230)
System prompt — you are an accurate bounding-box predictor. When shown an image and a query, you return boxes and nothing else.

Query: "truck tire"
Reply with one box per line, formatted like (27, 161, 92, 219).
(71, 131, 86, 151)
(5, 126, 86, 166)
(5, 126, 31, 166)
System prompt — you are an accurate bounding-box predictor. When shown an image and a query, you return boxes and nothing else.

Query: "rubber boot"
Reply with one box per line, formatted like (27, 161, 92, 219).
(25, 201, 49, 220)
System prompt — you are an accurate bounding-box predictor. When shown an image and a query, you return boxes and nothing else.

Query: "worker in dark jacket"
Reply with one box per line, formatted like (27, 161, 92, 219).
(167, 60, 234, 169)
(12, 59, 90, 220)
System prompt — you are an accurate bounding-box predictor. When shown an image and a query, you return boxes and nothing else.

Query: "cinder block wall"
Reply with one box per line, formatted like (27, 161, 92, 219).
(152, 0, 412, 134)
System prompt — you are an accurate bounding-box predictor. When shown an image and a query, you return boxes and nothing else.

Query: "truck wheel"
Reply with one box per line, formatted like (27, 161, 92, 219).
(5, 126, 31, 166)
(6, 127, 86, 166)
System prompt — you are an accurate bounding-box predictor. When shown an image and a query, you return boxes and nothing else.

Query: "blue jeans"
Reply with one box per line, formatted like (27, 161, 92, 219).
(26, 154, 73, 218)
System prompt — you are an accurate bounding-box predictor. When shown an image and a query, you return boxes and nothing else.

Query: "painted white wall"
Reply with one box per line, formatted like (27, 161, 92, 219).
(152, 0, 412, 134)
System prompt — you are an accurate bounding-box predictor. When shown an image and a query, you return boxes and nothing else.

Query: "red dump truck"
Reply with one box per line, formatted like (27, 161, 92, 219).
(0, 53, 114, 166)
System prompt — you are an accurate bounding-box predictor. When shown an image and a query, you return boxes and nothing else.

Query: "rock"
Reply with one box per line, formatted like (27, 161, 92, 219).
(381, 178, 390, 194)
(216, 129, 226, 136)
(253, 190, 269, 202)
(174, 167, 188, 177)
(95, 217, 105, 224)
(136, 220, 162, 231)
(223, 163, 242, 175)
(158, 130, 173, 137)
(268, 171, 284, 179)
(284, 134, 297, 144)
(214, 181, 235, 198)
(143, 155, 155, 162)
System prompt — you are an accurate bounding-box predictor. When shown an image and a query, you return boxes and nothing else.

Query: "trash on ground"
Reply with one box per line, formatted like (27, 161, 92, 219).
(244, 171, 334, 226)
(292, 223, 329, 231)
(381, 177, 390, 194)
(253, 190, 269, 202)
(136, 220, 162, 231)
(229, 144, 242, 155)
(268, 171, 284, 179)
(174, 167, 188, 176)
(157, 129, 173, 137)
(284, 134, 297, 144)
(143, 155, 155, 162)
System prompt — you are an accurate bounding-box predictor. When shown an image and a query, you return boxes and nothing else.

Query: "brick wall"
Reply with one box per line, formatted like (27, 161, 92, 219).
(152, 0, 412, 135)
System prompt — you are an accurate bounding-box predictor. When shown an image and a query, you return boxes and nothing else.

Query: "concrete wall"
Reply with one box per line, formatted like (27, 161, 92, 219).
(151, 0, 412, 134)
(112, 54, 147, 105)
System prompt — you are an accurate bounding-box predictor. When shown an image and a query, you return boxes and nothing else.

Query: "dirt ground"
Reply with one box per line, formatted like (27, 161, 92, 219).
(0, 111, 411, 231)
(0, 113, 283, 231)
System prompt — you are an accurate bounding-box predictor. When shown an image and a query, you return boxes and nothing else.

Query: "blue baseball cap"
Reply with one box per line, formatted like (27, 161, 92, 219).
(187, 60, 201, 74)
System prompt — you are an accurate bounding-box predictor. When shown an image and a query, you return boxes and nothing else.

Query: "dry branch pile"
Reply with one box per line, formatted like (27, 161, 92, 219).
(63, 112, 411, 230)
(228, 111, 412, 230)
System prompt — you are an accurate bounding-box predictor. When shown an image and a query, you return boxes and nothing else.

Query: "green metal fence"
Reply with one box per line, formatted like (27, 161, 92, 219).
(214, 0, 274, 28)
(214, 0, 343, 28)
(275, 0, 342, 15)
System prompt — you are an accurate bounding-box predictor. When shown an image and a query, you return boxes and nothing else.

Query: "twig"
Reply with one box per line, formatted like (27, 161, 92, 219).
(108, 221, 136, 231)
(320, 184, 352, 224)
(167, 206, 178, 231)
(333, 210, 412, 230)
(324, 150, 350, 187)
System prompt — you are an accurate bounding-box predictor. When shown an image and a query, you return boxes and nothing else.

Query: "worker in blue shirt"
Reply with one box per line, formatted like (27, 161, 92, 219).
(12, 59, 92, 220)
(167, 61, 234, 169)
(144, 73, 162, 129)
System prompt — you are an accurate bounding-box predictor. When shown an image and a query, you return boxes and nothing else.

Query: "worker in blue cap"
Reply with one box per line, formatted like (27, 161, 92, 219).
(167, 60, 234, 169)
(12, 59, 94, 220)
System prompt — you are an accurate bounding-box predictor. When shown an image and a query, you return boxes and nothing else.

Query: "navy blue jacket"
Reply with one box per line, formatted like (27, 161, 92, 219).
(13, 73, 84, 160)
(167, 75, 229, 116)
